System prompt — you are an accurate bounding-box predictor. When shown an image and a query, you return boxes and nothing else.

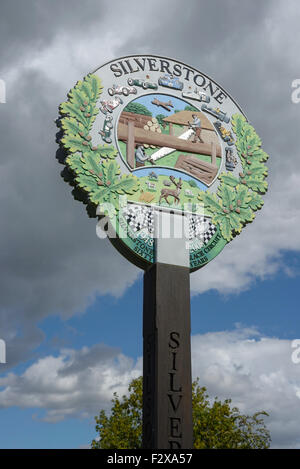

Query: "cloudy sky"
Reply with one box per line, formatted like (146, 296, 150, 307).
(0, 0, 300, 449)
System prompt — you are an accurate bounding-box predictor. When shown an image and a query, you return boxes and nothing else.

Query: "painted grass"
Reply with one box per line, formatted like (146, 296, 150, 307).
(127, 174, 201, 211)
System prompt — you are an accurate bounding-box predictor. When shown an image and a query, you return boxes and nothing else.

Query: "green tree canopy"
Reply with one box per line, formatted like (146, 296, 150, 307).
(155, 113, 167, 128)
(185, 104, 198, 112)
(91, 377, 271, 449)
(124, 102, 152, 116)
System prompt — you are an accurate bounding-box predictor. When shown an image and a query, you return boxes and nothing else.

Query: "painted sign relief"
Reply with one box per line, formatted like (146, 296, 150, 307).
(57, 56, 268, 270)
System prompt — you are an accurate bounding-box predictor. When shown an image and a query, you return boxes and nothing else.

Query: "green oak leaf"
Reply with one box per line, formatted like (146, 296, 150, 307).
(251, 149, 269, 163)
(238, 206, 255, 223)
(68, 86, 89, 109)
(228, 211, 243, 233)
(61, 117, 86, 137)
(94, 144, 118, 160)
(235, 184, 252, 208)
(75, 172, 99, 193)
(248, 192, 264, 210)
(102, 159, 120, 184)
(84, 74, 103, 101)
(61, 134, 91, 153)
(81, 152, 103, 178)
(218, 173, 240, 188)
(242, 178, 268, 193)
(112, 175, 140, 195)
(198, 191, 223, 216)
(246, 132, 261, 150)
(231, 114, 246, 137)
(66, 153, 85, 174)
(60, 101, 88, 127)
(244, 162, 268, 179)
(217, 184, 235, 209)
(219, 216, 232, 241)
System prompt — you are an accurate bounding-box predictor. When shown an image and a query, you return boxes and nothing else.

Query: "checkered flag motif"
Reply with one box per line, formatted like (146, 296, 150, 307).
(122, 205, 154, 234)
(122, 205, 216, 244)
(188, 215, 216, 244)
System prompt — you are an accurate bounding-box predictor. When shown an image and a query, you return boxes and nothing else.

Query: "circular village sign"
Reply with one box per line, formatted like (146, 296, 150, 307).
(57, 55, 268, 271)
(57, 55, 269, 449)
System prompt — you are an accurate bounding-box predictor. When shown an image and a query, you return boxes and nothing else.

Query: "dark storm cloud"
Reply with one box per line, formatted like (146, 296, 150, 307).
(0, 0, 108, 66)
(0, 68, 139, 369)
(0, 0, 299, 375)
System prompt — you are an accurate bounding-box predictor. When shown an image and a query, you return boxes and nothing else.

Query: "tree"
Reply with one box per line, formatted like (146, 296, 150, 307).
(124, 102, 152, 116)
(185, 104, 198, 112)
(188, 179, 197, 188)
(155, 113, 167, 128)
(91, 377, 271, 449)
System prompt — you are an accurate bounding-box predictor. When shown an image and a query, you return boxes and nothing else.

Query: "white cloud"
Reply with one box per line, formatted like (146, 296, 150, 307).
(191, 326, 300, 448)
(191, 159, 300, 294)
(0, 344, 142, 423)
(1, 327, 300, 447)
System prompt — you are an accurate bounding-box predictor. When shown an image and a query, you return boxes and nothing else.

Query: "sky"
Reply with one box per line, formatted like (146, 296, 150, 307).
(0, 0, 300, 449)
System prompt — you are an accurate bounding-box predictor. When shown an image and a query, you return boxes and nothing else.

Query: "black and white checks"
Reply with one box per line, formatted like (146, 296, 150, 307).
(122, 205, 154, 234)
(122, 204, 217, 244)
(188, 215, 217, 243)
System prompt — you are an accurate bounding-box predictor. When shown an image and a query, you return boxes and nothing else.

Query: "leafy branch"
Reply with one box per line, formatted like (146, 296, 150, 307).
(58, 73, 139, 213)
(198, 113, 268, 241)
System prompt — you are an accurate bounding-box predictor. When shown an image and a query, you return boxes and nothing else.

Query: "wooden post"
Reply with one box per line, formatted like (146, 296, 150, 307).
(127, 119, 135, 168)
(143, 263, 193, 449)
(169, 123, 174, 136)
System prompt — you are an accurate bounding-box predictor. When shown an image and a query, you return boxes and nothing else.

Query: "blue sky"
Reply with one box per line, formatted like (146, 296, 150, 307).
(132, 93, 194, 118)
(1, 0, 300, 450)
(1, 252, 299, 448)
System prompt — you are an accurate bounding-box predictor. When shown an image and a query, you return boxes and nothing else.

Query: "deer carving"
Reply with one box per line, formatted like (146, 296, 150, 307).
(159, 176, 182, 205)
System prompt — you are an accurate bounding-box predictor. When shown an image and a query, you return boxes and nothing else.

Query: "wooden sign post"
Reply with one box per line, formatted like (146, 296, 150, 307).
(142, 209, 193, 449)
(143, 263, 193, 449)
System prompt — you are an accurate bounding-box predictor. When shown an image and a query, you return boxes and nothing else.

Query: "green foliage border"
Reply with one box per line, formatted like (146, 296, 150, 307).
(198, 114, 269, 241)
(58, 73, 139, 216)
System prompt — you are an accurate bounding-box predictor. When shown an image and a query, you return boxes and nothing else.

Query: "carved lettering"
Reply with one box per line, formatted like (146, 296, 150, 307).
(118, 61, 129, 75)
(171, 351, 177, 371)
(133, 57, 146, 71)
(148, 58, 159, 71)
(202, 80, 219, 96)
(193, 73, 206, 88)
(170, 417, 182, 438)
(125, 59, 139, 74)
(169, 331, 180, 349)
(169, 372, 182, 392)
(169, 439, 182, 449)
(168, 393, 183, 412)
(110, 63, 122, 77)
(160, 59, 172, 75)
(182, 66, 194, 81)
(167, 331, 183, 446)
(109, 57, 228, 107)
